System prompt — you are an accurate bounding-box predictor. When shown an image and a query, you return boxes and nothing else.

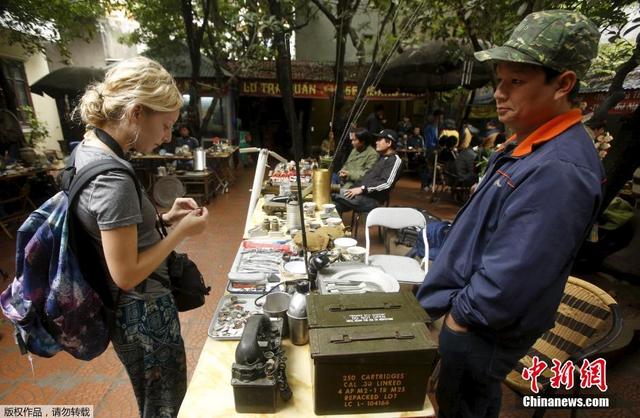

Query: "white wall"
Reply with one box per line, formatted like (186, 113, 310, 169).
(0, 41, 63, 150)
(46, 14, 138, 70)
(295, 4, 380, 63)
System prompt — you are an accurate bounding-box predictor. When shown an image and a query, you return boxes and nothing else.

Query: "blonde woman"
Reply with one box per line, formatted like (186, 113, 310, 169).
(74, 57, 209, 417)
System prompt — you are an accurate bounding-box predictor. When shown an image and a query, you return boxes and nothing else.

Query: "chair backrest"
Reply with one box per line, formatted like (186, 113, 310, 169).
(365, 207, 426, 264)
(505, 276, 622, 394)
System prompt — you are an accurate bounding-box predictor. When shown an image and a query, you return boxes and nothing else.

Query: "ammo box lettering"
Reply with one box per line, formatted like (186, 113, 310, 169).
(308, 292, 437, 415)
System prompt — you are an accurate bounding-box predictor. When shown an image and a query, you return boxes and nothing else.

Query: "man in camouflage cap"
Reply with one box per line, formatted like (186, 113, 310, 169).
(475, 10, 599, 79)
(417, 10, 605, 417)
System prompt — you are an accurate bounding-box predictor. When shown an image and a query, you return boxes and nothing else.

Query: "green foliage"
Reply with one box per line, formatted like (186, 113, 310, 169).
(19, 105, 49, 147)
(587, 39, 636, 78)
(399, 0, 637, 50)
(1, 0, 106, 60)
(119, 0, 277, 73)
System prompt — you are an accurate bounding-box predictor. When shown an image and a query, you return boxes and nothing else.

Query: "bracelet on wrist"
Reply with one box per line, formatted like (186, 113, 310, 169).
(160, 213, 172, 227)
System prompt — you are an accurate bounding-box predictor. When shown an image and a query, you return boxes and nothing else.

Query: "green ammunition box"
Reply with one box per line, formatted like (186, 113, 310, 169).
(307, 292, 436, 415)
(307, 291, 429, 329)
(309, 322, 437, 415)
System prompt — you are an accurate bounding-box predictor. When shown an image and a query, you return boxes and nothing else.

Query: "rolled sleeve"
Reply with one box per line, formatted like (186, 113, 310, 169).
(88, 170, 142, 230)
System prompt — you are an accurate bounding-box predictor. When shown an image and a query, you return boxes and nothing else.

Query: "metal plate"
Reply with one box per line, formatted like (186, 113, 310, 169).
(153, 176, 185, 208)
(208, 294, 263, 340)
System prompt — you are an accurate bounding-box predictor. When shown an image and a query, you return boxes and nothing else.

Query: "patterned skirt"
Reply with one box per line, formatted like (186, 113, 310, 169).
(111, 293, 187, 418)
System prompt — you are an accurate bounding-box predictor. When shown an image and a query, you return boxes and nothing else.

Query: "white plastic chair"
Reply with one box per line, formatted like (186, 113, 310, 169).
(365, 207, 429, 285)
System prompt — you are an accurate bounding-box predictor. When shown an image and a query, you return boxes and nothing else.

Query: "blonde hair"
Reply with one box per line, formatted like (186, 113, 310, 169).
(459, 127, 472, 150)
(482, 132, 499, 149)
(77, 56, 183, 128)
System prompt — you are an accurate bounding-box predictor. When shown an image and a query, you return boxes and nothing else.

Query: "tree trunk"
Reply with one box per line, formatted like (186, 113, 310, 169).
(179, 0, 211, 139)
(200, 96, 220, 142)
(457, 4, 496, 88)
(331, 0, 351, 133)
(600, 108, 640, 214)
(267, 0, 303, 160)
(588, 33, 640, 129)
(343, 1, 394, 138)
(584, 33, 640, 214)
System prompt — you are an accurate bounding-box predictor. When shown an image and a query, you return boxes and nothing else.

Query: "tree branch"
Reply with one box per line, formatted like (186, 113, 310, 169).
(588, 31, 640, 128)
(310, 0, 337, 25)
(371, 1, 396, 65)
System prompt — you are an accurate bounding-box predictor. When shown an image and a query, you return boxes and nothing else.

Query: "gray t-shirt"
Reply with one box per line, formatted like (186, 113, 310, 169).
(72, 142, 170, 301)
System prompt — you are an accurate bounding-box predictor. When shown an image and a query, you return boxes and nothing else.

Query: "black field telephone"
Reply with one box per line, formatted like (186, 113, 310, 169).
(231, 314, 292, 413)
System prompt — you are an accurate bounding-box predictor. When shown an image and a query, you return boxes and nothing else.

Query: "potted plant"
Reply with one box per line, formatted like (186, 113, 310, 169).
(19, 105, 49, 165)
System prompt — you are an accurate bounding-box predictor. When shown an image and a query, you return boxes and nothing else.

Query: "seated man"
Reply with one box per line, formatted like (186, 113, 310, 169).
(406, 126, 425, 149)
(332, 129, 403, 214)
(175, 124, 199, 150)
(160, 124, 199, 154)
(337, 128, 379, 189)
(453, 135, 479, 187)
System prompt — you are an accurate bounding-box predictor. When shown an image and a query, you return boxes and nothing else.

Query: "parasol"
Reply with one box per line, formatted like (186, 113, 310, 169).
(30, 66, 106, 98)
(378, 39, 493, 93)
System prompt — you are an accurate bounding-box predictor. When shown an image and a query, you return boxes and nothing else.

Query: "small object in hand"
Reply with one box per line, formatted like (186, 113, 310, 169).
(193, 206, 204, 215)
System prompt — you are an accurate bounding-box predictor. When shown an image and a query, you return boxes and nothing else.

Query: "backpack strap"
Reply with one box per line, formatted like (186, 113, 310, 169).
(65, 159, 142, 206)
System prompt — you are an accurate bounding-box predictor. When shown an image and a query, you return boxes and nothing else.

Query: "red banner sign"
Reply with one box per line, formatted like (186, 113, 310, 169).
(239, 80, 415, 101)
(580, 90, 640, 115)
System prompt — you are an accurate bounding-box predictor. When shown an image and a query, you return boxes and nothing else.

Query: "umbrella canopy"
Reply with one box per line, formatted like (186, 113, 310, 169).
(379, 39, 493, 93)
(30, 66, 106, 98)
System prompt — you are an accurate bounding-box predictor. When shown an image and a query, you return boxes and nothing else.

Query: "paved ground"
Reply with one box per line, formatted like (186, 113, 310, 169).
(0, 166, 638, 417)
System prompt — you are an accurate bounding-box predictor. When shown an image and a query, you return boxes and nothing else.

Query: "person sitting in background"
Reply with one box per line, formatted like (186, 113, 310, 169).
(454, 134, 479, 187)
(460, 121, 479, 150)
(175, 125, 199, 150)
(407, 126, 425, 149)
(396, 115, 413, 137)
(439, 119, 459, 148)
(333, 129, 403, 214)
(476, 131, 507, 176)
(160, 124, 198, 154)
(439, 136, 458, 166)
(336, 128, 379, 189)
(320, 130, 335, 156)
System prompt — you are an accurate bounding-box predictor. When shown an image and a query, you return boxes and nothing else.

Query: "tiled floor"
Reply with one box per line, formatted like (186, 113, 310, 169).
(0, 165, 639, 417)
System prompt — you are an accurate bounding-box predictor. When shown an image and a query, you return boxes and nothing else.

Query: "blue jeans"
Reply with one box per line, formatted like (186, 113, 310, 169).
(112, 294, 187, 418)
(436, 323, 536, 418)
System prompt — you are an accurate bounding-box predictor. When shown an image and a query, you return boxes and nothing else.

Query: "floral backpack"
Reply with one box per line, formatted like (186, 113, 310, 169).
(0, 155, 140, 360)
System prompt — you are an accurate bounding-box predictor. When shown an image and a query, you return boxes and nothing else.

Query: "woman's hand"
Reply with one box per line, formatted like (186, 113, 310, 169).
(175, 206, 209, 237)
(163, 198, 199, 225)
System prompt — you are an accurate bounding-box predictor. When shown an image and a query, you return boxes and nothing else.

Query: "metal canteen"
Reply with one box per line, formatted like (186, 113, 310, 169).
(287, 280, 310, 345)
(193, 147, 206, 171)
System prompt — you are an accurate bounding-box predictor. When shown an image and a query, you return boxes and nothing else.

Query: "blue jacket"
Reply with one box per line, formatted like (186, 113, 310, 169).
(416, 110, 604, 342)
(423, 123, 438, 149)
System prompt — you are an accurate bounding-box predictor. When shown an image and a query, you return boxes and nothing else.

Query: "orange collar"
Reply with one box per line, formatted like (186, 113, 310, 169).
(499, 109, 583, 157)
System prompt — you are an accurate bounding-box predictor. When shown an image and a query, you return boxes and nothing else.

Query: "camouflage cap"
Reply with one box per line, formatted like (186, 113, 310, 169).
(474, 10, 599, 79)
